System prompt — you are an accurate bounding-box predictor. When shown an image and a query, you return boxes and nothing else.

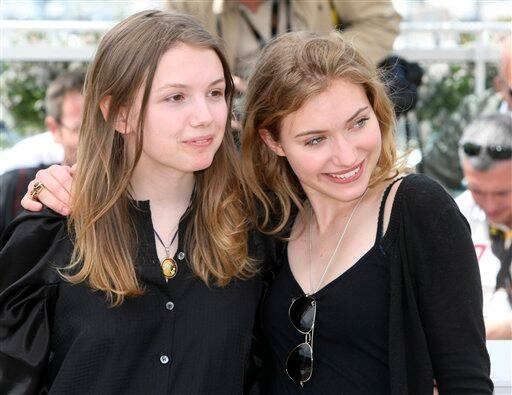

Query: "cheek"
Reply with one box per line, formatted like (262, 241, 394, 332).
(366, 122, 382, 150)
(470, 192, 484, 206)
(213, 102, 229, 129)
(498, 195, 512, 209)
(146, 103, 186, 130)
(64, 132, 78, 146)
(285, 146, 327, 177)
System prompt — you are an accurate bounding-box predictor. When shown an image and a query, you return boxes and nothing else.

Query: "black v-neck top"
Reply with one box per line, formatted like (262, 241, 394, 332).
(258, 174, 493, 394)
(0, 201, 264, 394)
(261, 180, 396, 394)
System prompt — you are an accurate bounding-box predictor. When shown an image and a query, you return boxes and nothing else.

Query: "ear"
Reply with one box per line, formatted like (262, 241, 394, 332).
(259, 129, 285, 157)
(99, 96, 130, 134)
(45, 116, 62, 143)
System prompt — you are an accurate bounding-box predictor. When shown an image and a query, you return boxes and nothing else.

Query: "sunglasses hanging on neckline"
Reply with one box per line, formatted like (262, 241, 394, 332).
(286, 294, 317, 386)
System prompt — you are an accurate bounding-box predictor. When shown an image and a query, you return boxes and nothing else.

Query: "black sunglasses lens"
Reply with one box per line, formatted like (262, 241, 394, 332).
(289, 296, 316, 333)
(463, 142, 481, 156)
(286, 343, 313, 383)
(488, 146, 512, 160)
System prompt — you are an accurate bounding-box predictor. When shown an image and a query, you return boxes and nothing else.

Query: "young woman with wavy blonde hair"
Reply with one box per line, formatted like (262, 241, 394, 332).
(241, 31, 492, 394)
(0, 10, 263, 394)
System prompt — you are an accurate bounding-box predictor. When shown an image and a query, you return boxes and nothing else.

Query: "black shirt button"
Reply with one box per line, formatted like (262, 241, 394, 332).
(166, 301, 175, 311)
(177, 252, 185, 260)
(160, 355, 170, 364)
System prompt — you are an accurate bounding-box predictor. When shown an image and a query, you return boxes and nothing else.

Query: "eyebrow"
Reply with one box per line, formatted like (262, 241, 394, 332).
(157, 78, 225, 92)
(295, 106, 369, 138)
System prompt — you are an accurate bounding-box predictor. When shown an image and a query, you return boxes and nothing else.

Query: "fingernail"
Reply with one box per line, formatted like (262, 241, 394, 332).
(62, 207, 70, 216)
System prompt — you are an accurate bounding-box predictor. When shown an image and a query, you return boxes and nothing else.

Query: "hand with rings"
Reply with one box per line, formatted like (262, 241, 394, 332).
(21, 164, 76, 216)
(29, 181, 46, 201)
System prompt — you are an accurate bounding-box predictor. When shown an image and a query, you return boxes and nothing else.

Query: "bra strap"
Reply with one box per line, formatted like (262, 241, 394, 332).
(375, 177, 403, 243)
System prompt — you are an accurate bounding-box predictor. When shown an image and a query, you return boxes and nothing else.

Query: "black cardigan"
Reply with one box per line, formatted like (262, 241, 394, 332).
(374, 174, 491, 393)
(263, 174, 493, 394)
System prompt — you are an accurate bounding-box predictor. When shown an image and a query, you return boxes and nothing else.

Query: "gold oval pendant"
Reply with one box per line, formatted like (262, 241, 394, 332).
(161, 258, 178, 282)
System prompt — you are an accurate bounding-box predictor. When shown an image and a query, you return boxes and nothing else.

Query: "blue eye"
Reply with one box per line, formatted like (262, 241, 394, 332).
(305, 136, 325, 146)
(353, 117, 369, 129)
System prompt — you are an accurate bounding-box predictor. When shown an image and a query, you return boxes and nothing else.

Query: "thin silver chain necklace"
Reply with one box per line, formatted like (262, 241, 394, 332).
(307, 188, 368, 295)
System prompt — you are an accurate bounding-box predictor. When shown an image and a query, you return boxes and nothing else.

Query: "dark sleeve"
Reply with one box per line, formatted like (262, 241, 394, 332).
(0, 210, 69, 394)
(402, 176, 493, 393)
(0, 170, 19, 238)
(0, 167, 40, 238)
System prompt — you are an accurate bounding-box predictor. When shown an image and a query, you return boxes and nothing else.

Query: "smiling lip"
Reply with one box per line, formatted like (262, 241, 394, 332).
(324, 161, 364, 184)
(183, 135, 215, 147)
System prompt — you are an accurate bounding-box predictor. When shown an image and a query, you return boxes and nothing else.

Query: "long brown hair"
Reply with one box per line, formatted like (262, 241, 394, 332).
(241, 31, 404, 234)
(66, 10, 257, 306)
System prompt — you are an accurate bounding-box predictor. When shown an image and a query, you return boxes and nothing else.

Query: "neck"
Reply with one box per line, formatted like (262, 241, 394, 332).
(130, 160, 195, 210)
(305, 187, 376, 234)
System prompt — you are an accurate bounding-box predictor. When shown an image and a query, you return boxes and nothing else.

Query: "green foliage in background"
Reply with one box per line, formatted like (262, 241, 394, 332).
(418, 62, 501, 191)
(416, 62, 498, 135)
(0, 61, 88, 136)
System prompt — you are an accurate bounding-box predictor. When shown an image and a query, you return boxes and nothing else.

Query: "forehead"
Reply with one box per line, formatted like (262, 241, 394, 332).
(152, 43, 224, 87)
(464, 158, 512, 190)
(282, 79, 370, 133)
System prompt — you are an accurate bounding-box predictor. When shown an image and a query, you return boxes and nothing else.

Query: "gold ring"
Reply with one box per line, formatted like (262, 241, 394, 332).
(30, 181, 45, 201)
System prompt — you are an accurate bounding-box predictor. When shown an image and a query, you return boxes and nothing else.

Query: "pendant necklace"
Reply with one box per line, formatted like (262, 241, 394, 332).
(154, 225, 180, 282)
(308, 188, 368, 295)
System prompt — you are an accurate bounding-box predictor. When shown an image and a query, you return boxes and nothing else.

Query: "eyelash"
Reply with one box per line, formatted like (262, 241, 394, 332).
(209, 89, 225, 98)
(304, 117, 370, 146)
(354, 117, 369, 129)
(164, 89, 225, 103)
(165, 94, 185, 103)
(305, 136, 326, 146)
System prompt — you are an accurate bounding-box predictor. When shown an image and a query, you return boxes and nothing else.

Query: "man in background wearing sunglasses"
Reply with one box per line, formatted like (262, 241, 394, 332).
(456, 113, 512, 339)
(424, 35, 511, 191)
(0, 70, 84, 237)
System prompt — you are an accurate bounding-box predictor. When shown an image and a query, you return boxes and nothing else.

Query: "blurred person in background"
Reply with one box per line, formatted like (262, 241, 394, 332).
(166, 0, 401, 87)
(456, 113, 512, 339)
(0, 70, 84, 236)
(0, 132, 63, 175)
(423, 35, 512, 191)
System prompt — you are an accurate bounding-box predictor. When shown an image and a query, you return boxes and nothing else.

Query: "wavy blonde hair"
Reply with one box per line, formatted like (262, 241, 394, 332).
(241, 31, 405, 234)
(66, 10, 257, 306)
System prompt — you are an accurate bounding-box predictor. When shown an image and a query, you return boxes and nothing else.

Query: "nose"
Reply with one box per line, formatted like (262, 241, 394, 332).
(330, 135, 358, 168)
(190, 97, 213, 128)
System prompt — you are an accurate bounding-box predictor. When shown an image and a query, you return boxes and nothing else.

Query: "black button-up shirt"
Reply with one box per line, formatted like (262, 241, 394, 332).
(0, 201, 264, 394)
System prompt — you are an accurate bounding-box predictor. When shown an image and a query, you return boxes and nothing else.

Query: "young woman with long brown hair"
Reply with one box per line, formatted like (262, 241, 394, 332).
(0, 10, 264, 394)
(240, 32, 492, 393)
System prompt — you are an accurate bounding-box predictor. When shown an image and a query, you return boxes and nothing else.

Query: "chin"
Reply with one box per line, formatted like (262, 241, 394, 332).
(332, 188, 368, 203)
(488, 213, 511, 226)
(188, 155, 216, 172)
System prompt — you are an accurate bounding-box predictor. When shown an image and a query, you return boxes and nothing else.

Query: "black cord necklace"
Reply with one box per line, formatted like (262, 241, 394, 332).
(151, 185, 195, 282)
(153, 225, 180, 282)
